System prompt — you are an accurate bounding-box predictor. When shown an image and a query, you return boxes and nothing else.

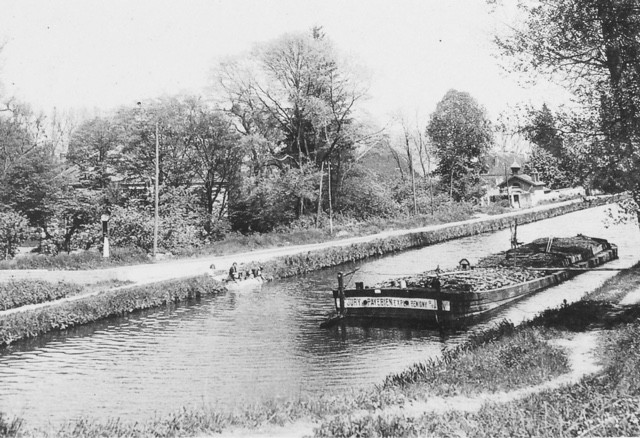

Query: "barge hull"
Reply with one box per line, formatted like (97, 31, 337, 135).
(331, 243, 618, 326)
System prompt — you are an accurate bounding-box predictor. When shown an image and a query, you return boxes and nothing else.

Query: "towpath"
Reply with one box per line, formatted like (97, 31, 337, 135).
(0, 198, 604, 289)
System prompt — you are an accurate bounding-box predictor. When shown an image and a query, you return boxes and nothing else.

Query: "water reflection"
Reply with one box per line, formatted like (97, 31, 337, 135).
(0, 205, 638, 427)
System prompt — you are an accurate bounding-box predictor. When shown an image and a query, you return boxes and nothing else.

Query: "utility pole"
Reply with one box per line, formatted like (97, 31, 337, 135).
(328, 161, 333, 235)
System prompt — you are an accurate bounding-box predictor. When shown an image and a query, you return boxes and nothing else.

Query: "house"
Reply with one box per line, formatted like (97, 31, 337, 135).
(498, 161, 546, 208)
(481, 152, 528, 202)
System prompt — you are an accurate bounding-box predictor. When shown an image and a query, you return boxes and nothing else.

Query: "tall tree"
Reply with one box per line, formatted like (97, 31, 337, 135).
(217, 28, 368, 170)
(426, 89, 493, 202)
(493, 0, 640, 214)
(215, 28, 374, 221)
(67, 117, 121, 189)
(523, 104, 564, 158)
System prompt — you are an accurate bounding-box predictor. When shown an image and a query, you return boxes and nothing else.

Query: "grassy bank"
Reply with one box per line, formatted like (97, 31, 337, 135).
(0, 280, 83, 311)
(0, 275, 224, 347)
(259, 195, 622, 279)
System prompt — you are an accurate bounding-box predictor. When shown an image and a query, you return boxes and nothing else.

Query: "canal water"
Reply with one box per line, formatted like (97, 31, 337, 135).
(1, 205, 639, 428)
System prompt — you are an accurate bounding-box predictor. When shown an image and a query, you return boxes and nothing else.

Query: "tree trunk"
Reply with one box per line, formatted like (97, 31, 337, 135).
(316, 160, 324, 226)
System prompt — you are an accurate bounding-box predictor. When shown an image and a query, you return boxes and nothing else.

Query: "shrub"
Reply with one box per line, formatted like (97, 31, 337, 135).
(0, 209, 30, 260)
(0, 275, 224, 346)
(0, 280, 82, 310)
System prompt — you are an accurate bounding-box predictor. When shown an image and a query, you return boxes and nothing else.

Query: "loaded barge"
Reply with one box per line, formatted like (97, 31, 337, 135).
(324, 235, 618, 327)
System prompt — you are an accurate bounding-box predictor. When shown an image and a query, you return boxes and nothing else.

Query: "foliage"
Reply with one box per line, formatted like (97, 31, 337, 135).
(230, 169, 309, 232)
(67, 116, 121, 190)
(494, 0, 640, 215)
(0, 208, 30, 260)
(217, 27, 368, 169)
(0, 148, 65, 230)
(0, 275, 224, 346)
(426, 89, 493, 202)
(384, 327, 569, 395)
(335, 166, 398, 220)
(0, 246, 149, 270)
(114, 96, 243, 216)
(216, 27, 378, 224)
(0, 280, 82, 310)
(107, 205, 155, 251)
(523, 145, 569, 190)
(0, 413, 22, 437)
(521, 103, 563, 157)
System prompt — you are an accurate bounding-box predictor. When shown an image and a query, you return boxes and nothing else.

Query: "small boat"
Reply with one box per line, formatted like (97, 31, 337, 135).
(323, 235, 618, 327)
(209, 266, 266, 290)
(223, 276, 264, 290)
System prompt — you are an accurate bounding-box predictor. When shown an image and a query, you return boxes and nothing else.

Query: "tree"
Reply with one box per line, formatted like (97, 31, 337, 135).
(67, 117, 121, 189)
(215, 28, 373, 222)
(113, 96, 243, 219)
(0, 208, 29, 260)
(522, 104, 564, 158)
(0, 148, 65, 231)
(493, 0, 640, 216)
(426, 90, 493, 201)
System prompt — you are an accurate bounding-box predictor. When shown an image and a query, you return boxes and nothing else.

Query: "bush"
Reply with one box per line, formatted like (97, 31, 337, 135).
(0, 209, 30, 260)
(0, 280, 82, 310)
(0, 275, 224, 346)
(0, 246, 149, 270)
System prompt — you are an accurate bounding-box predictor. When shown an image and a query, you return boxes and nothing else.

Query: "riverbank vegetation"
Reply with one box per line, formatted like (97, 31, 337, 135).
(5, 298, 639, 437)
(0, 275, 223, 347)
(0, 280, 82, 311)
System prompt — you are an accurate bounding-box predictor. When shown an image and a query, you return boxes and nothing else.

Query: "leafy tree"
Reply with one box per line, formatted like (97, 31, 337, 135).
(522, 104, 564, 158)
(115, 96, 242, 217)
(336, 165, 398, 220)
(217, 28, 367, 169)
(523, 146, 568, 189)
(0, 208, 30, 260)
(67, 117, 121, 190)
(493, 0, 640, 215)
(215, 28, 374, 221)
(426, 89, 493, 201)
(0, 148, 65, 231)
(229, 172, 299, 233)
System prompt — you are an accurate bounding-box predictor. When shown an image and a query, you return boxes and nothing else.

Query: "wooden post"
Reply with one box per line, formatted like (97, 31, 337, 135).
(337, 272, 345, 314)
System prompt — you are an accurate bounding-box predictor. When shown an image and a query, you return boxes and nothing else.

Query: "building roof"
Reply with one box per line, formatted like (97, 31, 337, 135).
(499, 173, 545, 188)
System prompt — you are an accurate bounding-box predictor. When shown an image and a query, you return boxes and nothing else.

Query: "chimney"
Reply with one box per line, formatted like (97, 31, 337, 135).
(510, 160, 521, 175)
(532, 171, 539, 183)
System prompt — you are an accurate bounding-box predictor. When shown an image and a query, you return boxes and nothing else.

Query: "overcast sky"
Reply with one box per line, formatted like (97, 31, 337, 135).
(0, 0, 570, 122)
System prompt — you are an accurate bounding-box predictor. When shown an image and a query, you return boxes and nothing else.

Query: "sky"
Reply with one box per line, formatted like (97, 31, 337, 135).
(0, 0, 571, 124)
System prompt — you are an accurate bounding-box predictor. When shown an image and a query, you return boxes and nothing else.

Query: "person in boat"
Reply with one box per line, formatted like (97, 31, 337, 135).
(228, 262, 239, 282)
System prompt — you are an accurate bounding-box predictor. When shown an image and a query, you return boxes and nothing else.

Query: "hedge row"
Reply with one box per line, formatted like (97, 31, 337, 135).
(0, 275, 224, 347)
(261, 196, 623, 279)
(0, 280, 84, 311)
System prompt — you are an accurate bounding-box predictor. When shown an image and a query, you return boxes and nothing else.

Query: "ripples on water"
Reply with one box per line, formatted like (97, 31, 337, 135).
(0, 205, 638, 427)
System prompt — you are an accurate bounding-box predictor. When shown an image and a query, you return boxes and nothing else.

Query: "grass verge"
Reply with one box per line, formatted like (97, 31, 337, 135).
(0, 275, 224, 347)
(0, 280, 83, 311)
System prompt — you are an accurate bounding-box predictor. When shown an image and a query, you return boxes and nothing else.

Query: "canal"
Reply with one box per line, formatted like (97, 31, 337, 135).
(1, 204, 638, 428)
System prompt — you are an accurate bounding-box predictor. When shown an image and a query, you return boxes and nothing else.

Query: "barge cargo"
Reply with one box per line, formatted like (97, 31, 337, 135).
(324, 235, 618, 327)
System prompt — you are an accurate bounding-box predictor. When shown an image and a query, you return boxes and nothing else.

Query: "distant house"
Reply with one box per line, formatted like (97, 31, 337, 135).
(498, 161, 546, 208)
(480, 152, 528, 205)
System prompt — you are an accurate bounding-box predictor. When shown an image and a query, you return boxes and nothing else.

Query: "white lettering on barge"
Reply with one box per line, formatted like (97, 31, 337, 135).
(343, 297, 438, 310)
